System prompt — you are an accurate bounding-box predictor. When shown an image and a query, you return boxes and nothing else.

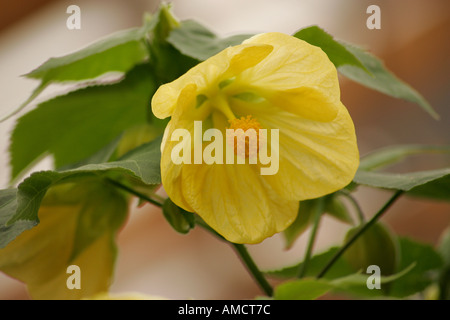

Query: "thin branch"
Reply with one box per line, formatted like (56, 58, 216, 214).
(317, 190, 403, 279)
(297, 197, 324, 278)
(105, 178, 163, 207)
(338, 189, 365, 224)
(232, 243, 274, 297)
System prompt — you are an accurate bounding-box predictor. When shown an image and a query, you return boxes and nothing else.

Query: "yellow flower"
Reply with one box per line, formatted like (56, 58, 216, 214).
(152, 32, 359, 244)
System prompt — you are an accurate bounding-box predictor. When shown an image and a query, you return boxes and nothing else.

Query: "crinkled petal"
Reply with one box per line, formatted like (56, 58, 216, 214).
(181, 163, 298, 243)
(160, 113, 298, 243)
(152, 44, 273, 119)
(160, 118, 196, 213)
(237, 32, 340, 121)
(230, 98, 359, 200)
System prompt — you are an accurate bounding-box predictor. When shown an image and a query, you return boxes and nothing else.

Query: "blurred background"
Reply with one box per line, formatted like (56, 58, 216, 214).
(0, 0, 449, 299)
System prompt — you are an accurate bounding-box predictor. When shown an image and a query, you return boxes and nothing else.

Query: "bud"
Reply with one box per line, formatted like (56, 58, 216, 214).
(343, 222, 399, 276)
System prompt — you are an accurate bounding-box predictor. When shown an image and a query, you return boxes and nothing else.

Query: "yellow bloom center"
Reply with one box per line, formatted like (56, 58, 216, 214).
(228, 115, 261, 132)
(227, 115, 262, 157)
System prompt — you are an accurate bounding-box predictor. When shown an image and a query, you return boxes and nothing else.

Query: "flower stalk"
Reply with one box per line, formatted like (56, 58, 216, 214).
(231, 243, 274, 297)
(297, 197, 325, 278)
(316, 190, 404, 279)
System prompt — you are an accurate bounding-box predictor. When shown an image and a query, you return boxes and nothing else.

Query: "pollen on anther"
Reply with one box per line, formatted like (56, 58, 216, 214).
(228, 115, 262, 132)
(227, 115, 263, 158)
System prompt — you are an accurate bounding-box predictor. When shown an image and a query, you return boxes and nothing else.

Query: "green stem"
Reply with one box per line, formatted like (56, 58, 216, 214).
(297, 198, 325, 278)
(195, 217, 273, 296)
(231, 243, 274, 297)
(317, 190, 403, 279)
(105, 178, 164, 207)
(338, 190, 365, 224)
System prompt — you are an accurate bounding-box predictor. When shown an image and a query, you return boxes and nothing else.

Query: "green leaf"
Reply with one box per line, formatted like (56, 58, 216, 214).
(438, 228, 450, 300)
(293, 26, 367, 70)
(271, 238, 439, 299)
(0, 83, 47, 123)
(329, 263, 415, 298)
(1, 26, 150, 122)
(162, 198, 195, 234)
(0, 179, 128, 299)
(355, 145, 450, 201)
(282, 200, 316, 249)
(116, 122, 168, 159)
(389, 238, 443, 297)
(0, 188, 34, 248)
(274, 278, 333, 300)
(1, 3, 183, 123)
(58, 135, 122, 171)
(167, 20, 252, 61)
(10, 64, 159, 180)
(343, 222, 399, 277)
(273, 264, 414, 300)
(266, 246, 354, 280)
(0, 189, 18, 225)
(149, 39, 198, 84)
(353, 167, 450, 201)
(26, 28, 148, 83)
(283, 196, 353, 249)
(146, 8, 199, 83)
(0, 136, 162, 248)
(359, 145, 450, 171)
(110, 136, 162, 185)
(293, 26, 437, 122)
(338, 43, 438, 119)
(438, 228, 450, 267)
(406, 173, 450, 201)
(145, 3, 180, 42)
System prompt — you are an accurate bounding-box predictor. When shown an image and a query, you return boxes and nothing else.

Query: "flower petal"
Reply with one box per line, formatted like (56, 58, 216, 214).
(228, 98, 358, 200)
(257, 105, 358, 200)
(160, 119, 196, 212)
(238, 32, 340, 121)
(179, 162, 298, 243)
(152, 43, 273, 119)
(160, 110, 298, 243)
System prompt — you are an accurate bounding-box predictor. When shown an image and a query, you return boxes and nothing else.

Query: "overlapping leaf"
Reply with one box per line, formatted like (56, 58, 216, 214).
(359, 145, 450, 171)
(354, 167, 450, 197)
(389, 238, 443, 297)
(26, 28, 148, 83)
(10, 64, 158, 181)
(339, 43, 438, 119)
(283, 196, 354, 249)
(268, 237, 443, 299)
(1, 25, 150, 122)
(167, 20, 252, 61)
(354, 145, 450, 201)
(438, 228, 450, 300)
(273, 264, 414, 300)
(294, 26, 438, 119)
(1, 136, 161, 249)
(293, 26, 366, 70)
(266, 246, 354, 280)
(0, 180, 128, 300)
